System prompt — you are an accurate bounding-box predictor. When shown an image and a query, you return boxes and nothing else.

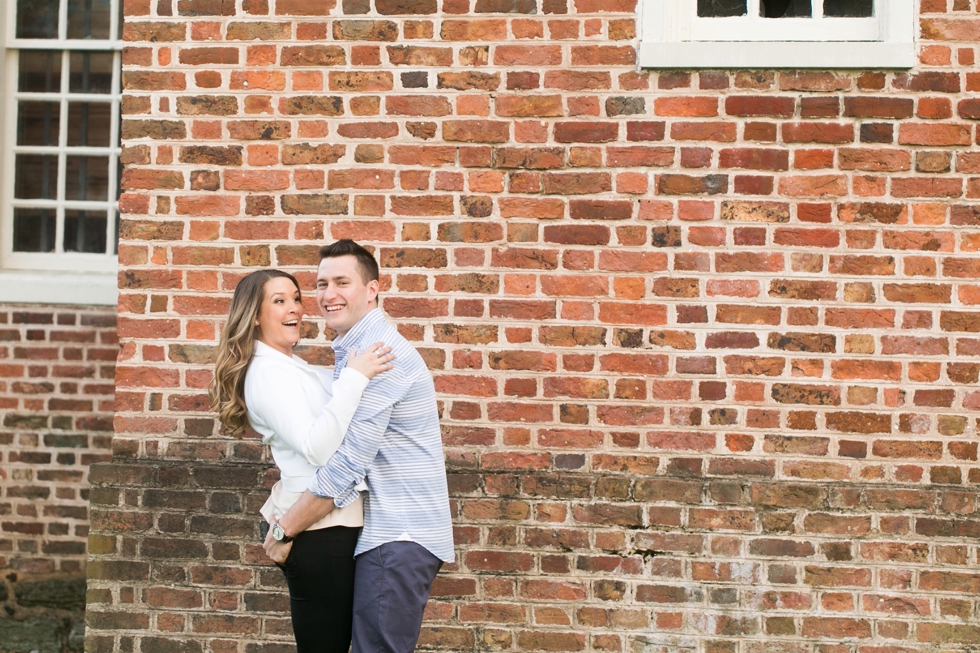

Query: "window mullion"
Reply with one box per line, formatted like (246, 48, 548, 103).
(747, 0, 760, 19)
(54, 50, 70, 254)
(58, 0, 69, 41)
(105, 49, 122, 255)
(814, 0, 824, 19)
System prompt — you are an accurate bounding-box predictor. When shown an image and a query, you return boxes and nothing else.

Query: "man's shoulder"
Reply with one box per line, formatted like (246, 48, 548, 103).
(359, 319, 428, 378)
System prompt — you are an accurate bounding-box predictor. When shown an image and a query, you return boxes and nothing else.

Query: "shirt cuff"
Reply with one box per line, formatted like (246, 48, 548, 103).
(308, 466, 361, 508)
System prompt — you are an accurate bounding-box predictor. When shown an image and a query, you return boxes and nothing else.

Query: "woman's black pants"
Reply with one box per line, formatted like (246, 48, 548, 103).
(278, 526, 360, 653)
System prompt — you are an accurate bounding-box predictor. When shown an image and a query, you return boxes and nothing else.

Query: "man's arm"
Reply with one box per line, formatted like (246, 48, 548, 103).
(262, 492, 335, 563)
(309, 364, 412, 505)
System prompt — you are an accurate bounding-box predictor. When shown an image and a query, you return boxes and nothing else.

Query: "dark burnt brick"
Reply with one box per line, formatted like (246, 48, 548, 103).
(475, 0, 536, 11)
(768, 332, 836, 353)
(142, 638, 204, 653)
(651, 226, 682, 247)
(376, 0, 438, 13)
(771, 383, 841, 406)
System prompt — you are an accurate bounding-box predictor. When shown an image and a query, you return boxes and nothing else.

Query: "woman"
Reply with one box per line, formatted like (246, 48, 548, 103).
(210, 269, 393, 653)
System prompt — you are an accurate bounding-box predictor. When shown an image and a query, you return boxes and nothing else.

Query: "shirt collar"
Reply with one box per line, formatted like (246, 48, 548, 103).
(253, 340, 309, 368)
(332, 307, 386, 352)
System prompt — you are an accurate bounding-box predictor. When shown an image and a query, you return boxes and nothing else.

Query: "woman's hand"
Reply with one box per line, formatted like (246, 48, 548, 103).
(263, 522, 292, 565)
(347, 342, 395, 380)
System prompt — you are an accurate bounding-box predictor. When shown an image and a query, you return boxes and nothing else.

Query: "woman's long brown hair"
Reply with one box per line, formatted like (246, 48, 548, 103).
(210, 269, 301, 437)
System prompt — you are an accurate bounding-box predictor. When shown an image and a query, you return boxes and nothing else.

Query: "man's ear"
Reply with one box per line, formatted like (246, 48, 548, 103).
(367, 279, 380, 305)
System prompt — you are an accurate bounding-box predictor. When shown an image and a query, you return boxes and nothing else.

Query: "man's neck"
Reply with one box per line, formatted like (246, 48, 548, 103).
(333, 306, 382, 350)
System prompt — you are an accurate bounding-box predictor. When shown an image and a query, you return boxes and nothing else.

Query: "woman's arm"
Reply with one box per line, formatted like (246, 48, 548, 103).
(247, 345, 394, 466)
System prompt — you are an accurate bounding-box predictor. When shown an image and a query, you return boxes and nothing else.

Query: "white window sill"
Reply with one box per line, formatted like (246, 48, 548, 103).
(639, 41, 916, 69)
(0, 270, 118, 306)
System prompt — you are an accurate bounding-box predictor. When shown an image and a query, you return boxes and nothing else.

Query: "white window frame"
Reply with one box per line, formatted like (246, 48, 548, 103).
(0, 0, 121, 305)
(639, 0, 916, 69)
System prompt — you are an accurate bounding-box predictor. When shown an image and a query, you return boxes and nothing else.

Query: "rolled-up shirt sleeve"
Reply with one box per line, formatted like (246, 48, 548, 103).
(309, 367, 411, 507)
(247, 364, 369, 466)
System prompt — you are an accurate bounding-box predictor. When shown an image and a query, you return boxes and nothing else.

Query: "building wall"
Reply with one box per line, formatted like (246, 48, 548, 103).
(88, 0, 980, 652)
(0, 304, 116, 653)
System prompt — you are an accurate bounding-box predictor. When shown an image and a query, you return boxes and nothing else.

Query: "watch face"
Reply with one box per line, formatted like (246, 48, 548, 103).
(272, 523, 285, 541)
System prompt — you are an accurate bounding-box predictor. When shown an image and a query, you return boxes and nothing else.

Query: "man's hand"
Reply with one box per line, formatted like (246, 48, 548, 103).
(263, 524, 293, 565)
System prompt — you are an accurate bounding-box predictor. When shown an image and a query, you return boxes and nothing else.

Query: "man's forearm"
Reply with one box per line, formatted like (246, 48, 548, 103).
(277, 490, 335, 537)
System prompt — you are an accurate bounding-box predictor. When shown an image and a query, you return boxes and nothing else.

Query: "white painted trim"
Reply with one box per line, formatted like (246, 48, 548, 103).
(0, 269, 117, 305)
(1, 1, 122, 279)
(639, 0, 916, 69)
(639, 41, 917, 69)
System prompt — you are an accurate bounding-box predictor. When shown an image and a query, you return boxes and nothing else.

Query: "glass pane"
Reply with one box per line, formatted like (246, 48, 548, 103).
(64, 210, 107, 253)
(13, 208, 57, 252)
(17, 0, 59, 38)
(761, 0, 812, 17)
(15, 155, 58, 199)
(17, 102, 61, 146)
(824, 0, 873, 17)
(65, 156, 109, 200)
(19, 51, 63, 92)
(69, 52, 114, 93)
(67, 0, 112, 39)
(67, 102, 112, 146)
(112, 211, 119, 254)
(698, 0, 746, 16)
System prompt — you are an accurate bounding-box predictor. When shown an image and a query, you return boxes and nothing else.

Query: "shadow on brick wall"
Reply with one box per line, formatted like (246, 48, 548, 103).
(0, 575, 86, 653)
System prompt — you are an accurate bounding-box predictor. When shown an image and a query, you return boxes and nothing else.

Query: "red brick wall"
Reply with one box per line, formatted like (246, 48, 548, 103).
(0, 304, 115, 650)
(89, 0, 980, 651)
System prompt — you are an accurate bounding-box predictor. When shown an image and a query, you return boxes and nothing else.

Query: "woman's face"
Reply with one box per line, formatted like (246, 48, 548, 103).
(255, 276, 303, 356)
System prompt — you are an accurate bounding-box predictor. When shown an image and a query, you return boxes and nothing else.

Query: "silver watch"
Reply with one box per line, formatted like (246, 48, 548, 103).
(271, 522, 294, 543)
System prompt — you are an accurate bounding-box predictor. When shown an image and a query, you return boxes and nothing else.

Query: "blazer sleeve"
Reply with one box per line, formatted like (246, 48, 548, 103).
(248, 362, 370, 466)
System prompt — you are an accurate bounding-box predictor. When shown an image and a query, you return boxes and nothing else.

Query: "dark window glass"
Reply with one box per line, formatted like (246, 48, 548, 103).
(65, 156, 110, 201)
(824, 0, 873, 16)
(69, 52, 114, 93)
(67, 102, 112, 147)
(698, 0, 746, 17)
(67, 0, 112, 39)
(15, 155, 58, 199)
(64, 210, 108, 253)
(17, 102, 61, 146)
(17, 0, 60, 39)
(761, 0, 812, 16)
(19, 51, 62, 92)
(14, 209, 57, 252)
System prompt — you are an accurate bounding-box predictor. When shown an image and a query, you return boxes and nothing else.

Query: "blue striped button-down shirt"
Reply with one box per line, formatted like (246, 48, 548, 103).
(309, 308, 454, 562)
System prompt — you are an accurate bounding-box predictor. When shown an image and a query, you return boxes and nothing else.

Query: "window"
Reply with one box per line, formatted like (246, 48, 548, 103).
(0, 0, 121, 305)
(640, 0, 915, 69)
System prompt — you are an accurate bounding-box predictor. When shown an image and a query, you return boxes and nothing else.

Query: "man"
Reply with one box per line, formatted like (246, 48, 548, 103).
(264, 239, 454, 653)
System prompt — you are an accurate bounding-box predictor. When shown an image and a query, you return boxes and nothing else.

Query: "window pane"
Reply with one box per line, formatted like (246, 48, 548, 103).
(65, 156, 110, 201)
(67, 0, 112, 39)
(824, 0, 873, 17)
(67, 102, 112, 147)
(13, 208, 57, 253)
(64, 210, 108, 253)
(69, 52, 114, 93)
(698, 0, 746, 16)
(17, 102, 61, 146)
(19, 51, 63, 92)
(17, 0, 60, 38)
(761, 0, 812, 17)
(15, 155, 58, 199)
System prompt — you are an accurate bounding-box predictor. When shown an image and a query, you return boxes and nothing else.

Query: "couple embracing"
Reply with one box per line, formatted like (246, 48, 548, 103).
(210, 239, 454, 653)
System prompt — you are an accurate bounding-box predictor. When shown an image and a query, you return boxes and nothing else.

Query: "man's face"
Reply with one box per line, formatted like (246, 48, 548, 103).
(315, 255, 379, 337)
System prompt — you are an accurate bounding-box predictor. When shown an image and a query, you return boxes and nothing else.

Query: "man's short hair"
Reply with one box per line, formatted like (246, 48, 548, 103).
(319, 239, 380, 284)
